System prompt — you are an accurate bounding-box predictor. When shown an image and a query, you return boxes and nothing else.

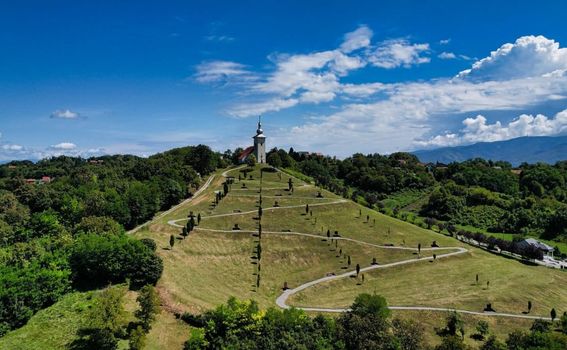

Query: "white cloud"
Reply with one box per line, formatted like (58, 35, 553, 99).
(340, 25, 373, 53)
(2, 144, 24, 151)
(415, 109, 567, 148)
(369, 39, 430, 69)
(340, 83, 386, 97)
(194, 60, 254, 83)
(438, 52, 457, 60)
(50, 142, 77, 150)
(457, 35, 567, 81)
(228, 98, 299, 118)
(197, 30, 567, 156)
(196, 26, 432, 117)
(50, 109, 81, 119)
(440, 39, 451, 45)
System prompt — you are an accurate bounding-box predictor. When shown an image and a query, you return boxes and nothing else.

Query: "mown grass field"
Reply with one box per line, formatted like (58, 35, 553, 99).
(132, 164, 566, 347)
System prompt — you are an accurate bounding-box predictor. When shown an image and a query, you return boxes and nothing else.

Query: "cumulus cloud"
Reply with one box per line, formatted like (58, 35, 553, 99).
(195, 26, 434, 117)
(457, 35, 567, 81)
(197, 29, 567, 156)
(340, 25, 373, 53)
(416, 110, 567, 148)
(49, 142, 77, 150)
(50, 109, 81, 119)
(369, 39, 430, 69)
(440, 39, 451, 45)
(438, 52, 457, 60)
(194, 60, 254, 83)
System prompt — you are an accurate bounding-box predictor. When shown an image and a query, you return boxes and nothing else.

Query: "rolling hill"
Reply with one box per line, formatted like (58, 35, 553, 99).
(413, 135, 567, 166)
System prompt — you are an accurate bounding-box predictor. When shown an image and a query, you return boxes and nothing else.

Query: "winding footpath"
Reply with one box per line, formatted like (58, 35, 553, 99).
(129, 165, 245, 234)
(165, 166, 552, 321)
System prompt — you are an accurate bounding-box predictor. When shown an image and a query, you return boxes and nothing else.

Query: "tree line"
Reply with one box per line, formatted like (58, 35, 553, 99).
(0, 145, 225, 335)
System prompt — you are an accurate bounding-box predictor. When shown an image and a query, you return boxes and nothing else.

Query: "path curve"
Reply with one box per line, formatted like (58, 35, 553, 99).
(128, 165, 246, 234)
(168, 199, 347, 227)
(165, 167, 552, 321)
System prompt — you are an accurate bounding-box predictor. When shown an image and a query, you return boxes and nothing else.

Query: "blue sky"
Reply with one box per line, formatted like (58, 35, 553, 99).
(2, 0, 567, 161)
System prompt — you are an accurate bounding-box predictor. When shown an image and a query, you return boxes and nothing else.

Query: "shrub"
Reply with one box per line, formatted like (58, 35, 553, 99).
(69, 234, 163, 289)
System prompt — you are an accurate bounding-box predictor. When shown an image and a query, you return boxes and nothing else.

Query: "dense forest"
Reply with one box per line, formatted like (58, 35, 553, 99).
(266, 148, 567, 252)
(0, 145, 226, 335)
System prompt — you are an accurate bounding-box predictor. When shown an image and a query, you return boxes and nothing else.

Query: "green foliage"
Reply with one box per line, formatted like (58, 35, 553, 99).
(435, 335, 468, 350)
(246, 154, 257, 167)
(0, 262, 71, 330)
(135, 285, 160, 332)
(443, 311, 464, 336)
(74, 216, 124, 236)
(476, 320, 490, 339)
(481, 335, 506, 350)
(349, 293, 390, 319)
(69, 287, 126, 350)
(129, 325, 147, 350)
(183, 294, 421, 350)
(69, 234, 163, 289)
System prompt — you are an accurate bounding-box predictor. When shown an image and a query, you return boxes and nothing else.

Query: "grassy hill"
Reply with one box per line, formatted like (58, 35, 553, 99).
(7, 164, 562, 348)
(131, 164, 566, 347)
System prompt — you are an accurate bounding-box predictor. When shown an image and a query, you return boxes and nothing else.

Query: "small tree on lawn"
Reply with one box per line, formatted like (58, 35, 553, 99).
(356, 263, 360, 276)
(169, 235, 175, 250)
(445, 311, 464, 336)
(135, 285, 160, 332)
(246, 154, 256, 167)
(551, 308, 557, 322)
(305, 204, 309, 214)
(347, 255, 351, 266)
(182, 227, 188, 238)
(418, 243, 421, 254)
(527, 300, 532, 313)
(476, 320, 489, 340)
(197, 213, 201, 225)
(326, 229, 330, 239)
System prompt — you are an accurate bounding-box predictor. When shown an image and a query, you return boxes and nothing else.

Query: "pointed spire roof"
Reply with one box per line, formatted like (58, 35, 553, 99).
(254, 115, 266, 138)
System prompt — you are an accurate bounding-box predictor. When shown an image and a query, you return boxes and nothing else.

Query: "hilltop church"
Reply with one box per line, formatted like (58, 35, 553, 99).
(238, 116, 266, 164)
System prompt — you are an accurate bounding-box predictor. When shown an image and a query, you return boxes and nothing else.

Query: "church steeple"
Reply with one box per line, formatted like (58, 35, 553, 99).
(256, 115, 263, 135)
(253, 115, 266, 163)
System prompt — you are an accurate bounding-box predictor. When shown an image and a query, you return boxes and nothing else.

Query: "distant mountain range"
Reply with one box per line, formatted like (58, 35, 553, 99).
(412, 135, 567, 166)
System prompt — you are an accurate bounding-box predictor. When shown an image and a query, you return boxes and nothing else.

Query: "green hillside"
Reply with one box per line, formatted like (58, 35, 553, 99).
(131, 164, 566, 347)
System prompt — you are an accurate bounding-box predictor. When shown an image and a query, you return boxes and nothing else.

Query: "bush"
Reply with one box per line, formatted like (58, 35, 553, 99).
(69, 234, 163, 289)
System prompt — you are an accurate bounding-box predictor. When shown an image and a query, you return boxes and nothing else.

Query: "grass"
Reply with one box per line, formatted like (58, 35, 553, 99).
(382, 187, 434, 213)
(129, 164, 567, 345)
(0, 286, 140, 350)
(289, 246, 567, 316)
(0, 291, 98, 350)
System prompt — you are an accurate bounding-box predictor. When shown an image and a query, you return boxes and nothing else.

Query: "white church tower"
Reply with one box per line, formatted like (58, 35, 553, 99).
(253, 116, 266, 163)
